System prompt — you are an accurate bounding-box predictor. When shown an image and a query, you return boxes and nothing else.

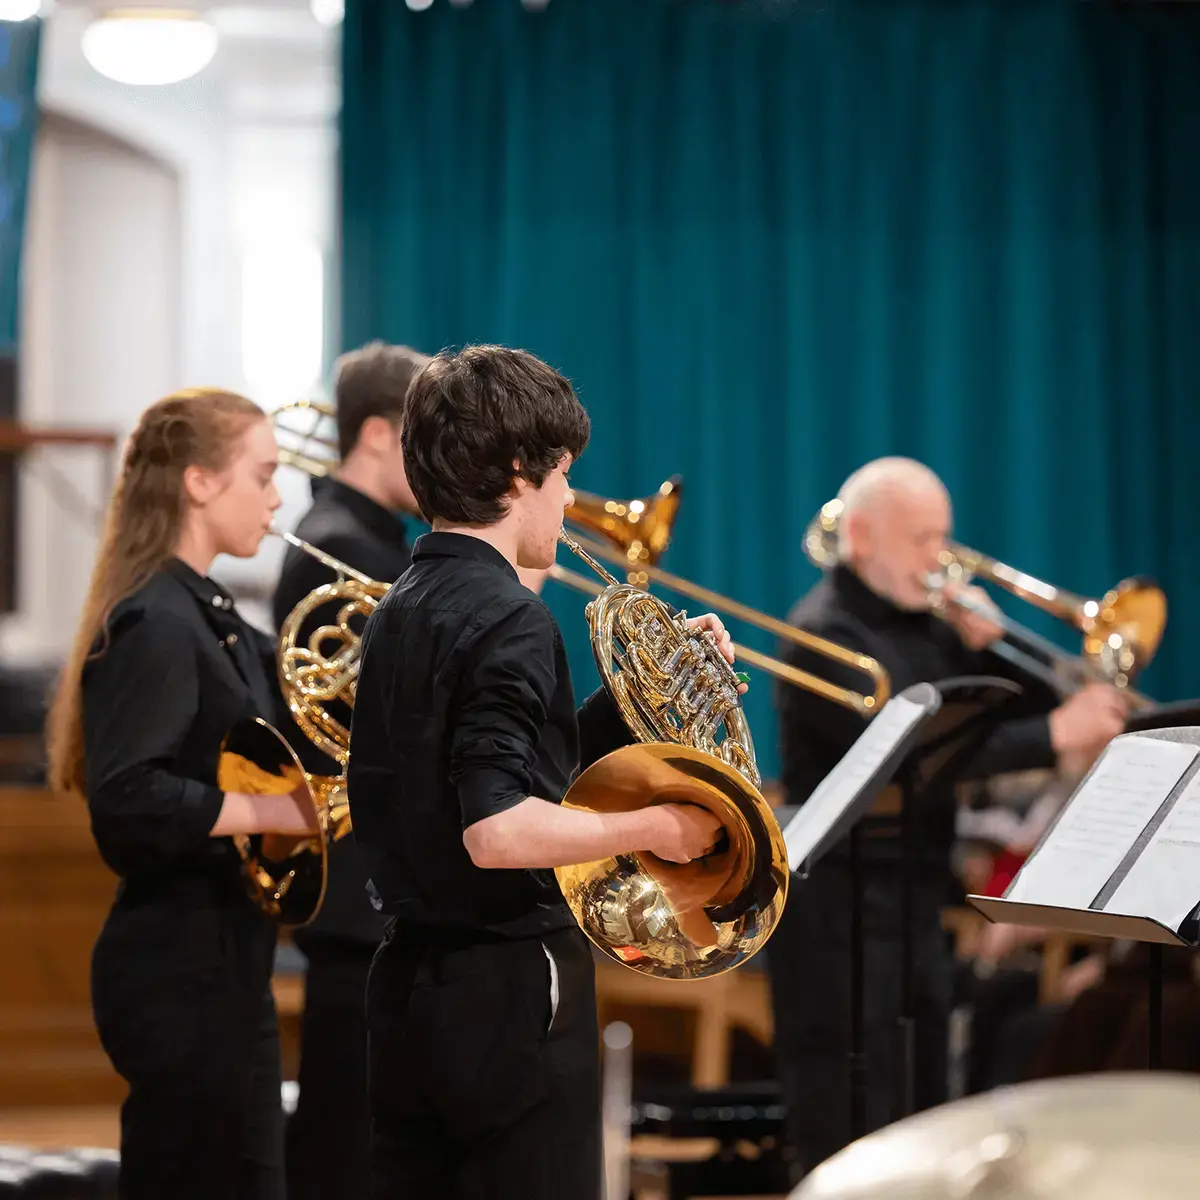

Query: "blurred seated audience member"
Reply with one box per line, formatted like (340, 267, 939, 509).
(961, 919, 1105, 1093)
(1027, 943, 1200, 1078)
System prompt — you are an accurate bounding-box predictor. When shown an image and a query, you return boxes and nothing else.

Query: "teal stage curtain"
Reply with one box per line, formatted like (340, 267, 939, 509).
(0, 16, 41, 614)
(341, 0, 1200, 783)
(0, 16, 41, 355)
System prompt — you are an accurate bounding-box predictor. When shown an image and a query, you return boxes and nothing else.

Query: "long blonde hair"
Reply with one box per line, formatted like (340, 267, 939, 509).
(46, 388, 265, 795)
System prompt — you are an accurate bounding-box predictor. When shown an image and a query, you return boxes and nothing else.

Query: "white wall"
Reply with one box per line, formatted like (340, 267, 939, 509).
(0, 4, 338, 659)
(0, 110, 182, 662)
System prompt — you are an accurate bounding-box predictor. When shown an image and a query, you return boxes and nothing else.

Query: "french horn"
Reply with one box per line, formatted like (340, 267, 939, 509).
(218, 527, 390, 926)
(552, 531, 789, 980)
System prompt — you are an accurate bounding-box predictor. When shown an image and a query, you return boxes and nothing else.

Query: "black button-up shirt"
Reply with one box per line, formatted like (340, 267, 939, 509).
(347, 532, 631, 940)
(82, 559, 279, 892)
(777, 565, 1058, 869)
(272, 477, 414, 944)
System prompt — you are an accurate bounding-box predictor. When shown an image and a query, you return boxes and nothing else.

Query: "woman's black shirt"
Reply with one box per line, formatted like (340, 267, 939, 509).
(82, 558, 279, 890)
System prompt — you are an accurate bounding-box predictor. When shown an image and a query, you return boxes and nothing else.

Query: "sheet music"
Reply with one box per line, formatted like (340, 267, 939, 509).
(1005, 736, 1199, 910)
(783, 696, 929, 872)
(1104, 767, 1200, 930)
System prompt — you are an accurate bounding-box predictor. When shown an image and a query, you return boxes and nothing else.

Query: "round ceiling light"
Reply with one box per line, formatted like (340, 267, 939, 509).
(82, 9, 219, 87)
(310, 0, 344, 26)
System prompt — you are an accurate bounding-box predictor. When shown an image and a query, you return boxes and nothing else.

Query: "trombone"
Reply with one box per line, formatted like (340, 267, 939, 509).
(267, 399, 891, 720)
(272, 398, 338, 479)
(550, 479, 889, 718)
(804, 499, 1165, 711)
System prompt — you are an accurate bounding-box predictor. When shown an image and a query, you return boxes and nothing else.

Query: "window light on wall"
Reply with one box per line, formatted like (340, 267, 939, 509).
(241, 238, 325, 408)
(0, 0, 43, 22)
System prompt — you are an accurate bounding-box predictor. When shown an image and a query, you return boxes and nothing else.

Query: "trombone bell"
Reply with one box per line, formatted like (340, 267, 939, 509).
(566, 476, 682, 577)
(1082, 576, 1167, 687)
(271, 399, 340, 479)
(804, 499, 844, 570)
(556, 744, 788, 980)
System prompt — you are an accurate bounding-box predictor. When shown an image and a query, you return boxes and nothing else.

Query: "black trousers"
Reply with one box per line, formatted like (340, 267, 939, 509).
(91, 889, 284, 1200)
(962, 966, 1046, 1094)
(766, 861, 954, 1180)
(284, 936, 376, 1200)
(367, 922, 601, 1200)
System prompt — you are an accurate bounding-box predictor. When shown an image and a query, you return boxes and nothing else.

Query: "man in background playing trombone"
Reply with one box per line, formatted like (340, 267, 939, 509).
(769, 456, 1129, 1180)
(272, 340, 429, 1200)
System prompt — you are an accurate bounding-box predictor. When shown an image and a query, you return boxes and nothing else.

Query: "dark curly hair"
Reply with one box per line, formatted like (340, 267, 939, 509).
(402, 345, 590, 525)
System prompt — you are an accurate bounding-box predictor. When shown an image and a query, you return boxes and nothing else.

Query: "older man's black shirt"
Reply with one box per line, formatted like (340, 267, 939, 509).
(271, 477, 414, 945)
(347, 532, 630, 940)
(777, 565, 1059, 870)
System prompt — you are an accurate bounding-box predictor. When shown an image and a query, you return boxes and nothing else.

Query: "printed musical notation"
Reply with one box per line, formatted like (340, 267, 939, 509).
(1006, 736, 1199, 911)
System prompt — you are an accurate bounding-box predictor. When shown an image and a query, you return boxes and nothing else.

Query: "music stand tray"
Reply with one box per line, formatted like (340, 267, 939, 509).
(781, 683, 944, 877)
(969, 726, 1200, 1067)
(1126, 700, 1200, 735)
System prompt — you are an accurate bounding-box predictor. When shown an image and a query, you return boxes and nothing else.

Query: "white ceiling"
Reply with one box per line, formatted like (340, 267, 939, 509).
(42, 1, 340, 126)
(48, 1, 336, 47)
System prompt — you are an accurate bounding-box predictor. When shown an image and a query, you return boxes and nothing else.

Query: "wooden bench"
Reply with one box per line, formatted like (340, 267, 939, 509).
(595, 958, 774, 1089)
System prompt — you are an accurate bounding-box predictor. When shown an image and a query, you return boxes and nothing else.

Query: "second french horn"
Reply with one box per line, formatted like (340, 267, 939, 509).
(217, 527, 388, 927)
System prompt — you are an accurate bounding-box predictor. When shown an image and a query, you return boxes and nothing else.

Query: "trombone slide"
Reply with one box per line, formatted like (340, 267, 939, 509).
(550, 529, 890, 718)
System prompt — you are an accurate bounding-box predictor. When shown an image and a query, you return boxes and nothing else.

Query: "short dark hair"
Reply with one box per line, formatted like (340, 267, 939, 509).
(402, 345, 590, 525)
(333, 341, 431, 459)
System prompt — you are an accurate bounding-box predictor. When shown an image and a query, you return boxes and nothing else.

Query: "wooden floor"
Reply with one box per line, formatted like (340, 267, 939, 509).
(0, 1105, 119, 1149)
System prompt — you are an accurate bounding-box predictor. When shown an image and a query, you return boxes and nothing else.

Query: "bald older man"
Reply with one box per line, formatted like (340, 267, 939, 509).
(769, 457, 1128, 1180)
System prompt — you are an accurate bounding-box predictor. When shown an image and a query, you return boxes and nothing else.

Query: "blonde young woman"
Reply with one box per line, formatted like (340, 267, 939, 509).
(47, 389, 317, 1200)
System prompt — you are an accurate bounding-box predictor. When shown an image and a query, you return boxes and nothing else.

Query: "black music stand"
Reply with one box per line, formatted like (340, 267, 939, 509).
(969, 726, 1200, 1070)
(780, 682, 943, 1140)
(1126, 699, 1200, 734)
(885, 676, 1032, 1118)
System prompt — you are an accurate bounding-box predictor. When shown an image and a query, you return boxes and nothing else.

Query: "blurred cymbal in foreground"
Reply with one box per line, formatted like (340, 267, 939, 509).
(791, 1072, 1200, 1200)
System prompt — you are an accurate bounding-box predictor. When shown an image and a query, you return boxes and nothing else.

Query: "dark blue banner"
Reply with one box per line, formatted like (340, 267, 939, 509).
(0, 18, 41, 356)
